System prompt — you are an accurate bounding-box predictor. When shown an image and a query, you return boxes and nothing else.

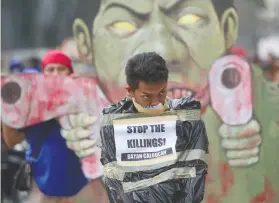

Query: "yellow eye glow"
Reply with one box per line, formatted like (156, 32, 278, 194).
(177, 14, 201, 25)
(110, 21, 136, 34)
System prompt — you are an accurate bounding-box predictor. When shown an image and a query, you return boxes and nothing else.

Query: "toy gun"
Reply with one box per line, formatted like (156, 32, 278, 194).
(209, 54, 253, 125)
(1, 74, 109, 179)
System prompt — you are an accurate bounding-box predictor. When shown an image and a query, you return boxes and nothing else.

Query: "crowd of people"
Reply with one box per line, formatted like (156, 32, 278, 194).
(8, 57, 42, 74)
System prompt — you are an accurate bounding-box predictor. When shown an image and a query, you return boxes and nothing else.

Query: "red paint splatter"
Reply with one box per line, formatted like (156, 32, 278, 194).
(219, 162, 234, 195)
(205, 150, 213, 184)
(241, 128, 258, 138)
(82, 155, 97, 176)
(207, 193, 221, 203)
(28, 101, 48, 125)
(205, 162, 235, 203)
(250, 178, 275, 203)
(47, 89, 71, 112)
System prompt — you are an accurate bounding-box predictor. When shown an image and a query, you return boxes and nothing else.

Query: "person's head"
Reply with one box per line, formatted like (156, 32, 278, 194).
(125, 52, 168, 109)
(125, 52, 169, 114)
(41, 50, 73, 76)
(74, 0, 238, 108)
(257, 36, 279, 67)
(9, 58, 24, 73)
(26, 57, 41, 70)
(21, 57, 42, 73)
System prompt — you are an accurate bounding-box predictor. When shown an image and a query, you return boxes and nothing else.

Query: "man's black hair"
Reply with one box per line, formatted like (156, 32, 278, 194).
(26, 57, 41, 68)
(125, 52, 169, 91)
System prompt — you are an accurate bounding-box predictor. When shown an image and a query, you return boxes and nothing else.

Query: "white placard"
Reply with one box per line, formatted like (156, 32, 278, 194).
(113, 115, 177, 166)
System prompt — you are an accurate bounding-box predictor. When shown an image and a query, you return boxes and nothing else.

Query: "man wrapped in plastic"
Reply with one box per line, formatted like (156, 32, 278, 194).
(99, 52, 209, 203)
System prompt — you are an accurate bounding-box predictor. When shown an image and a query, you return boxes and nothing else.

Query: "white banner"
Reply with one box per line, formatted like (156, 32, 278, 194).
(113, 115, 178, 166)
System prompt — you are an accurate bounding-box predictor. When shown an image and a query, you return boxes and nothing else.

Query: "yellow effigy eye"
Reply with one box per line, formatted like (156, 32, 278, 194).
(109, 21, 137, 35)
(177, 14, 201, 25)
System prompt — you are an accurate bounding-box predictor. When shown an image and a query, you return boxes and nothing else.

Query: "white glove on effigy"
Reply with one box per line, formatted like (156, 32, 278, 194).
(219, 119, 262, 167)
(59, 113, 99, 158)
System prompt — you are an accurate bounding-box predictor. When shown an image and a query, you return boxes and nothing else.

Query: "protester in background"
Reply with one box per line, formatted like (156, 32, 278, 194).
(2, 50, 104, 203)
(8, 56, 42, 74)
(250, 53, 263, 66)
(257, 35, 279, 81)
(25, 57, 41, 68)
(22, 57, 42, 73)
(9, 58, 24, 73)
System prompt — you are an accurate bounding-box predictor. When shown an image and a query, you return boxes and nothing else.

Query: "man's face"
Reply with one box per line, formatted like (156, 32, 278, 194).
(93, 0, 229, 107)
(269, 55, 279, 69)
(129, 81, 168, 107)
(43, 64, 71, 76)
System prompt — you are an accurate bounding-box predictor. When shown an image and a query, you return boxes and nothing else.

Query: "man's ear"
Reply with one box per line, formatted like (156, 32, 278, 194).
(126, 86, 134, 96)
(220, 8, 239, 50)
(72, 18, 94, 64)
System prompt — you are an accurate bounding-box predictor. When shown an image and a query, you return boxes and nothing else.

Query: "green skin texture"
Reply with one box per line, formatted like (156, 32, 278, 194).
(76, 0, 279, 202)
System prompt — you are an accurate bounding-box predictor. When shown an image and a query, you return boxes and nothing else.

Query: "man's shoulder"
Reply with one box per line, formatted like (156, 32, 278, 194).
(168, 96, 201, 110)
(102, 97, 134, 114)
(102, 104, 119, 114)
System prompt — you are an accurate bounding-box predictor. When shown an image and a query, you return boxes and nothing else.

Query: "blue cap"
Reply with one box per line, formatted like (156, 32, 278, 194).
(9, 58, 24, 71)
(21, 67, 41, 74)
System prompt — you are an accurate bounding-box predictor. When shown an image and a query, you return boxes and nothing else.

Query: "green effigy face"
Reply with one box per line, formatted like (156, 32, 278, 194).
(75, 0, 238, 104)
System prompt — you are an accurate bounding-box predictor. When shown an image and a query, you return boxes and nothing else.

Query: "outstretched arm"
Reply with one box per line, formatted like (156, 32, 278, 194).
(1, 122, 25, 149)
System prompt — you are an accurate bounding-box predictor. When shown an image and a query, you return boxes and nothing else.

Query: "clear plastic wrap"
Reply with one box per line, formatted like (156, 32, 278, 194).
(100, 97, 208, 203)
